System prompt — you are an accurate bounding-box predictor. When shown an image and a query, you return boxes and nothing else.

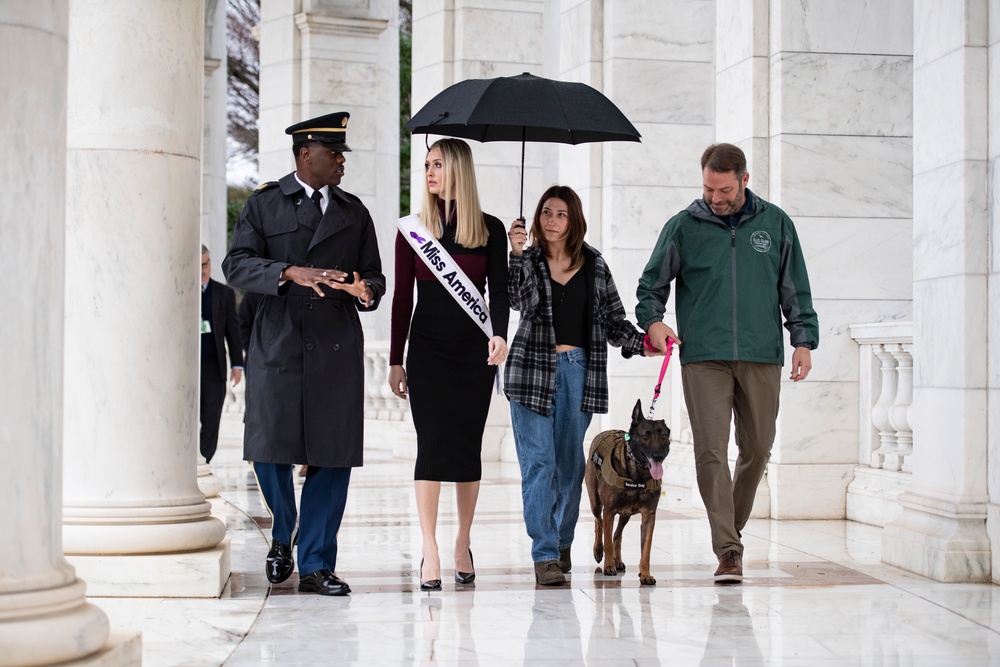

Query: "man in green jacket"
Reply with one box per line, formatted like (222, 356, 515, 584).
(636, 143, 819, 583)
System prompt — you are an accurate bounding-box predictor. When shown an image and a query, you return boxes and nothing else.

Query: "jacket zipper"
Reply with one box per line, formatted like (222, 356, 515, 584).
(731, 226, 738, 359)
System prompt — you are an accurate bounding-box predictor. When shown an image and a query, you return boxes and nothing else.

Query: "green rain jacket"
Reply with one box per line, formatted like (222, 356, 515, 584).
(636, 190, 819, 366)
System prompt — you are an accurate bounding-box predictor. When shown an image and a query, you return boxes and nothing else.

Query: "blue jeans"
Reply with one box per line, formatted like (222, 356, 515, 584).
(510, 348, 593, 563)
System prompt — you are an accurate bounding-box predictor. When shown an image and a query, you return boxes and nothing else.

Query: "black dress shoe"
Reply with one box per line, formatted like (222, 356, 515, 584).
(419, 558, 442, 592)
(298, 569, 351, 596)
(455, 549, 475, 585)
(265, 539, 294, 584)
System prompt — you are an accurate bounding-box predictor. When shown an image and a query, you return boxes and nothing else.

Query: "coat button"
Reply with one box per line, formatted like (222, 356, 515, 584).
(333, 344, 340, 352)
(305, 303, 314, 310)
(333, 303, 341, 311)
(305, 343, 315, 351)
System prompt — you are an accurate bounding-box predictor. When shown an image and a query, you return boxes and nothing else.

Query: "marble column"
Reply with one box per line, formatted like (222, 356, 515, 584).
(883, 0, 991, 582)
(990, 0, 1000, 585)
(203, 0, 229, 278)
(726, 0, 914, 519)
(411, 0, 543, 225)
(0, 2, 140, 664)
(598, 0, 714, 441)
(63, 0, 230, 597)
(198, 0, 229, 500)
(259, 0, 398, 339)
(410, 1, 543, 462)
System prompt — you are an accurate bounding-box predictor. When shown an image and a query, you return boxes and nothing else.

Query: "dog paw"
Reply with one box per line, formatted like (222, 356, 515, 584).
(593, 547, 604, 562)
(602, 565, 619, 577)
(615, 562, 626, 572)
(639, 575, 656, 586)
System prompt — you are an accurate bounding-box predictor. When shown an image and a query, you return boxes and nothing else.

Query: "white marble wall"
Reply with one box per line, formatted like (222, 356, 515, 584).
(0, 2, 140, 663)
(755, 0, 915, 519)
(410, 1, 545, 463)
(411, 0, 545, 225)
(589, 0, 715, 483)
(203, 0, 229, 279)
(258, 0, 398, 338)
(63, 0, 229, 597)
(990, 0, 1000, 585)
(882, 0, 991, 582)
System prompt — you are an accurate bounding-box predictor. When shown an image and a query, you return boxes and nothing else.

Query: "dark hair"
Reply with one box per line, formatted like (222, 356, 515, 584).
(529, 185, 587, 271)
(701, 143, 747, 177)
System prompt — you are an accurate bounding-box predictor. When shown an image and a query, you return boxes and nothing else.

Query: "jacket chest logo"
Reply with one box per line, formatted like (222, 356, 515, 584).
(750, 230, 771, 253)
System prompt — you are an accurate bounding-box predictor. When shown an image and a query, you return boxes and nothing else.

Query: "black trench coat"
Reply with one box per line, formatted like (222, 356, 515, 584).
(222, 173, 385, 468)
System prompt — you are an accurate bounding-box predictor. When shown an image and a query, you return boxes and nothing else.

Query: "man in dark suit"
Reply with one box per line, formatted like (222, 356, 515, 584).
(201, 245, 244, 463)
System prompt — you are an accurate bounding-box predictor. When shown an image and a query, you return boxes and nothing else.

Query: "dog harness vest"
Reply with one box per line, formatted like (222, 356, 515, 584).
(590, 430, 662, 491)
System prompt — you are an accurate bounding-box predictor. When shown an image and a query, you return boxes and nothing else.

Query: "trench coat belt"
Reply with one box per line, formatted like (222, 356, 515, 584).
(284, 284, 355, 300)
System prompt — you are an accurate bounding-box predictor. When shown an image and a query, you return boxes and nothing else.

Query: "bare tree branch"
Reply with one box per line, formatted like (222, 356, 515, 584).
(227, 0, 260, 161)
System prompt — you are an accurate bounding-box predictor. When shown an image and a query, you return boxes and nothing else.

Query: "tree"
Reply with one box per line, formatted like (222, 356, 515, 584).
(227, 0, 260, 162)
(400, 1, 412, 217)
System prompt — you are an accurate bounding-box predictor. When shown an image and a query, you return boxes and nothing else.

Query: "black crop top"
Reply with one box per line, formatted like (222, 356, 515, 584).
(550, 271, 588, 349)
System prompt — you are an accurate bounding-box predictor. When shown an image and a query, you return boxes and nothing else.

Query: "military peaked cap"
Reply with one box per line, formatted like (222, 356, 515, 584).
(285, 111, 352, 152)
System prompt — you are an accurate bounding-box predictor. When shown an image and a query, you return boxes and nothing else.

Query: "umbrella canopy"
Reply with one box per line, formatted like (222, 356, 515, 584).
(405, 72, 641, 145)
(405, 73, 641, 217)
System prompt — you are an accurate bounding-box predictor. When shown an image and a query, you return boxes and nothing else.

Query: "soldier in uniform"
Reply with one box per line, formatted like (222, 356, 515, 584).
(223, 111, 385, 596)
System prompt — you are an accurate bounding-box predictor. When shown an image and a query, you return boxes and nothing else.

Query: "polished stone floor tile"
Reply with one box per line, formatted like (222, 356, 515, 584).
(90, 412, 1000, 666)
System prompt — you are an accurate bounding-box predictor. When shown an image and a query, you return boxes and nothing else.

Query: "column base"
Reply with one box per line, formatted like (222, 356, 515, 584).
(768, 463, 855, 519)
(64, 630, 142, 666)
(66, 538, 231, 598)
(989, 504, 1000, 585)
(0, 580, 111, 667)
(197, 463, 222, 498)
(845, 465, 907, 526)
(883, 491, 990, 582)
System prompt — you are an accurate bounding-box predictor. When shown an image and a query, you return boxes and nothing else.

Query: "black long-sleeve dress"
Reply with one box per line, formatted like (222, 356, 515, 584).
(390, 204, 509, 481)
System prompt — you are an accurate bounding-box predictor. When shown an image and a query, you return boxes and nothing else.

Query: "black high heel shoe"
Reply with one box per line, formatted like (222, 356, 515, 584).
(419, 558, 442, 592)
(455, 549, 475, 585)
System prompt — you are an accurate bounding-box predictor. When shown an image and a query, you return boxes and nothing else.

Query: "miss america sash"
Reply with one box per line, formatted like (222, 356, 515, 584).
(397, 214, 494, 339)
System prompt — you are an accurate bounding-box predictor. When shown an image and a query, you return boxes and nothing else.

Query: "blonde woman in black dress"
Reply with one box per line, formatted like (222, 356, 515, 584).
(389, 138, 509, 590)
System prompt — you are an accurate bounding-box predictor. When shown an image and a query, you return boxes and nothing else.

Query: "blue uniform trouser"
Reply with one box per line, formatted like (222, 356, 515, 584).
(253, 462, 352, 576)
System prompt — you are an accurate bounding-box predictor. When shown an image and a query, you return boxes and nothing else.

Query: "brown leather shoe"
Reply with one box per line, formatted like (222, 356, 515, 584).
(558, 547, 572, 573)
(534, 560, 567, 586)
(714, 549, 743, 583)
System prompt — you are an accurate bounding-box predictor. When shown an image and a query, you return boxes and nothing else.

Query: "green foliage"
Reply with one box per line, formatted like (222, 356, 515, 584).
(227, 184, 255, 247)
(400, 2, 412, 217)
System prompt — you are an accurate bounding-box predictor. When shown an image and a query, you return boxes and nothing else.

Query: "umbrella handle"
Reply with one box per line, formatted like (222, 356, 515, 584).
(519, 134, 525, 220)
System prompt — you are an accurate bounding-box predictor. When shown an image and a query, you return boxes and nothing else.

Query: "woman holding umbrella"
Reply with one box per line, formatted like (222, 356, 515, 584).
(504, 185, 655, 585)
(389, 138, 510, 590)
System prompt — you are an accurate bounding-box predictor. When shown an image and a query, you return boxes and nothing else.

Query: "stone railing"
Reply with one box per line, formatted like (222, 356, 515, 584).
(363, 339, 409, 422)
(224, 339, 409, 423)
(846, 321, 913, 526)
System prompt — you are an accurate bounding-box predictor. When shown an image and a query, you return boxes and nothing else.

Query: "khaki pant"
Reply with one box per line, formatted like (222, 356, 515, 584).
(681, 361, 781, 557)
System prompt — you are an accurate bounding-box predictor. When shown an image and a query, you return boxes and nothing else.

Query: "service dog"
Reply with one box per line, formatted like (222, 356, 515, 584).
(585, 399, 670, 585)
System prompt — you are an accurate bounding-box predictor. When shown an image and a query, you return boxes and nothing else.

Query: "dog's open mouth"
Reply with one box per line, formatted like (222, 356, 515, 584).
(645, 456, 664, 481)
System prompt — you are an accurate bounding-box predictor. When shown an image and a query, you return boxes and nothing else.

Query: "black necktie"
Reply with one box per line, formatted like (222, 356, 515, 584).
(311, 190, 323, 213)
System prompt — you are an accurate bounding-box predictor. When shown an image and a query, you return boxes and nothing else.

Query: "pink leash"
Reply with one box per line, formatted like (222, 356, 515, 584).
(646, 337, 674, 419)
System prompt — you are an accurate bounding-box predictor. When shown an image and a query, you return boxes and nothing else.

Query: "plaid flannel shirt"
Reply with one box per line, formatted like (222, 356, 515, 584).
(504, 244, 645, 416)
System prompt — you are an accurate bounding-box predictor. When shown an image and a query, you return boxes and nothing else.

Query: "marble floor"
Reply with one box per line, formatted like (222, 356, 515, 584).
(91, 411, 1000, 666)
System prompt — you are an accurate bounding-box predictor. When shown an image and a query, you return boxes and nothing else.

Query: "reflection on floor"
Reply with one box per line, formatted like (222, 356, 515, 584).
(93, 411, 1000, 666)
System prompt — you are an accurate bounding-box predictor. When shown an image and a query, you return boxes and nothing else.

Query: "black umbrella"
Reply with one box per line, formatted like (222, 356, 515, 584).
(404, 72, 641, 218)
